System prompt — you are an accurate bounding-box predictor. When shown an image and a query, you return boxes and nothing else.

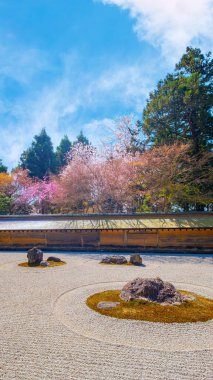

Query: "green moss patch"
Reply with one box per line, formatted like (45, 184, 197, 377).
(18, 260, 66, 268)
(86, 290, 213, 323)
(99, 262, 134, 266)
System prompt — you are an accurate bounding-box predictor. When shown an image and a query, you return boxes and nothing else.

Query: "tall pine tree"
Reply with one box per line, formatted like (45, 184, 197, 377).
(73, 131, 90, 146)
(55, 134, 72, 172)
(141, 47, 213, 152)
(0, 159, 7, 173)
(20, 128, 56, 179)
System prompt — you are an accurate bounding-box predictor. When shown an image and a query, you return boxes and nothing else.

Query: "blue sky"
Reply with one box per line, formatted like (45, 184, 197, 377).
(0, 0, 213, 169)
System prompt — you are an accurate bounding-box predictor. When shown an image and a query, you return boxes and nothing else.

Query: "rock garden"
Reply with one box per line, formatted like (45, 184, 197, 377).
(18, 247, 66, 268)
(87, 277, 213, 323)
(2, 252, 213, 379)
(100, 254, 142, 266)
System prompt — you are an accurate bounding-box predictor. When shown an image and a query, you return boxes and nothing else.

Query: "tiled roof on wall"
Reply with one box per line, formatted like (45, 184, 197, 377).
(0, 214, 212, 230)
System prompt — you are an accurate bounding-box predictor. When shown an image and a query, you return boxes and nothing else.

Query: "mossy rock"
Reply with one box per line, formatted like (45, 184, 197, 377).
(86, 290, 213, 323)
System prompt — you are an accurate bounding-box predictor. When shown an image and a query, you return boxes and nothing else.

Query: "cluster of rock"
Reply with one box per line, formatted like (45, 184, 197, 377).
(101, 255, 128, 264)
(101, 254, 142, 266)
(120, 277, 195, 305)
(27, 247, 63, 266)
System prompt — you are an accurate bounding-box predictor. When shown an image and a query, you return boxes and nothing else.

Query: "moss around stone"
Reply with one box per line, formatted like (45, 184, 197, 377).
(86, 290, 213, 323)
(18, 260, 66, 268)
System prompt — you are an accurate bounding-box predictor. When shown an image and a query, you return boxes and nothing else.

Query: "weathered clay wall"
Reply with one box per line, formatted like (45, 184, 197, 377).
(158, 229, 213, 248)
(100, 229, 213, 249)
(0, 230, 100, 249)
(0, 228, 212, 251)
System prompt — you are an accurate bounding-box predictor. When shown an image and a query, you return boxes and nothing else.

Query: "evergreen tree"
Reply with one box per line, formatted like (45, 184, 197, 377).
(73, 131, 90, 146)
(141, 47, 213, 152)
(20, 128, 56, 179)
(0, 159, 7, 173)
(0, 193, 11, 214)
(55, 135, 72, 172)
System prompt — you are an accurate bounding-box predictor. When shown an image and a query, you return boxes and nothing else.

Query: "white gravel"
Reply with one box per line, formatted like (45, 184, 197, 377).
(0, 252, 213, 380)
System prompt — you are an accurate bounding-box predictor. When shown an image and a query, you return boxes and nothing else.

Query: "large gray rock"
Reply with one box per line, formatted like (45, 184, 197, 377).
(120, 277, 194, 305)
(130, 254, 142, 266)
(27, 247, 43, 265)
(101, 256, 127, 264)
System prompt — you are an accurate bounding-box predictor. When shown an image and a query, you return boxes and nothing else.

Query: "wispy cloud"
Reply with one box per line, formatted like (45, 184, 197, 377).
(0, 44, 49, 85)
(99, 0, 213, 61)
(0, 48, 156, 169)
(94, 62, 157, 112)
(82, 117, 116, 142)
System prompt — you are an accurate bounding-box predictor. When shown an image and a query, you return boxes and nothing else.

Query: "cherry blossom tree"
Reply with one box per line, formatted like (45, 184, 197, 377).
(55, 142, 139, 213)
(12, 169, 58, 214)
(2, 121, 211, 215)
(54, 143, 95, 213)
(107, 116, 144, 155)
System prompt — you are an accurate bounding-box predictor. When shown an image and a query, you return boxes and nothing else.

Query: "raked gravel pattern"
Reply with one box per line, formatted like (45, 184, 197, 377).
(0, 252, 213, 380)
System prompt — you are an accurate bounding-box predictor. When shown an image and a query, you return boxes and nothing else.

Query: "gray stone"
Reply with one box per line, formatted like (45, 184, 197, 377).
(47, 256, 62, 262)
(130, 254, 142, 266)
(27, 247, 43, 265)
(40, 261, 49, 267)
(97, 301, 120, 309)
(101, 256, 127, 264)
(120, 277, 194, 304)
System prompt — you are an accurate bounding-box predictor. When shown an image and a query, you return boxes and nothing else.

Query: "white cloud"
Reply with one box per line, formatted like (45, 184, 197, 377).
(0, 80, 79, 169)
(0, 44, 48, 85)
(0, 46, 161, 170)
(1, 59, 153, 169)
(83, 118, 116, 142)
(99, 0, 213, 61)
(94, 62, 156, 112)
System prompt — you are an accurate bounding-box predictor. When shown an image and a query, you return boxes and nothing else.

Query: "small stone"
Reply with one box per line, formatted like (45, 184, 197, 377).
(101, 256, 127, 264)
(27, 247, 43, 265)
(130, 254, 142, 266)
(40, 261, 49, 267)
(183, 295, 196, 302)
(97, 301, 120, 309)
(47, 256, 62, 262)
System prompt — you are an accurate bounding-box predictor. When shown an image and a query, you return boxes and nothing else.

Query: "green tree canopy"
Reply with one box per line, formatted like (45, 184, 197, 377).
(73, 131, 90, 146)
(20, 128, 56, 179)
(0, 159, 7, 173)
(0, 193, 11, 214)
(55, 134, 72, 172)
(141, 47, 213, 152)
